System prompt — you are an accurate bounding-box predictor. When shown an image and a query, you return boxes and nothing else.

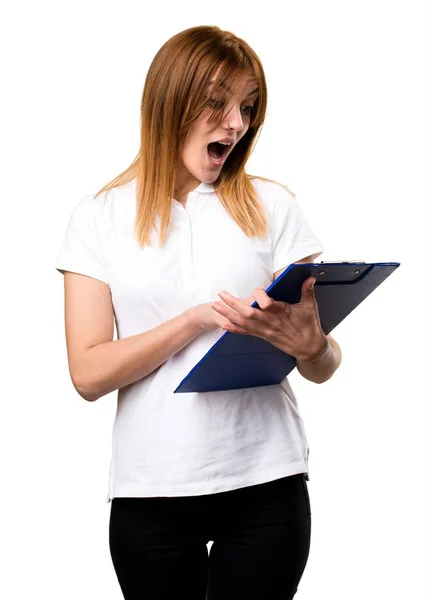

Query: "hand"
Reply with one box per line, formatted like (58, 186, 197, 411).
(211, 277, 328, 362)
(191, 295, 256, 332)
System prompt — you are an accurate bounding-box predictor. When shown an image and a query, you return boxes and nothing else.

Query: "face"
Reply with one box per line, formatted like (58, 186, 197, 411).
(174, 74, 258, 200)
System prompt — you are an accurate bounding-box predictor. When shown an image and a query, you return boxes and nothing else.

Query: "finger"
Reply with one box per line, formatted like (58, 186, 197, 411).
(252, 287, 278, 311)
(211, 300, 234, 315)
(301, 277, 317, 299)
(217, 290, 286, 340)
(222, 320, 246, 334)
(252, 288, 291, 320)
(211, 299, 243, 324)
(239, 295, 256, 306)
(212, 301, 248, 331)
(218, 291, 255, 319)
(216, 291, 273, 335)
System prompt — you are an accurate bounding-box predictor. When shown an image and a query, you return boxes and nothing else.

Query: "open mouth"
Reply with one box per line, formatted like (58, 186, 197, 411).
(207, 141, 232, 162)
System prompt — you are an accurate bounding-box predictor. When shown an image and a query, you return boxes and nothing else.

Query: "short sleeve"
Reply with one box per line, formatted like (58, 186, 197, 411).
(55, 194, 110, 285)
(272, 184, 323, 272)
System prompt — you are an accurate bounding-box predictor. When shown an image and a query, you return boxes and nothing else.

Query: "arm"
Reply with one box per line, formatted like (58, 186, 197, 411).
(64, 272, 204, 402)
(296, 333, 342, 384)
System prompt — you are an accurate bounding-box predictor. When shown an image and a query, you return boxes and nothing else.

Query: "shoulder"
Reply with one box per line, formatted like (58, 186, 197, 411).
(70, 179, 136, 231)
(250, 176, 296, 202)
(249, 176, 297, 215)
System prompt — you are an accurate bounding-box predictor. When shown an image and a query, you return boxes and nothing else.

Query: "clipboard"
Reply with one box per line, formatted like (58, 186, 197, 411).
(174, 261, 400, 393)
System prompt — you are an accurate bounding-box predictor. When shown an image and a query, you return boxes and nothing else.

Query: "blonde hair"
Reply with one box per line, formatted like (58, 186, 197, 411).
(94, 25, 295, 247)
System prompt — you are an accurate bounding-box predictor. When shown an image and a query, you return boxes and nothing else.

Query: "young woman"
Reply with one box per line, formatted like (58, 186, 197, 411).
(56, 25, 342, 600)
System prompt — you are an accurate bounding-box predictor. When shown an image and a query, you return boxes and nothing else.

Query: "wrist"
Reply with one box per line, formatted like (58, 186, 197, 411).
(297, 336, 330, 364)
(186, 305, 207, 333)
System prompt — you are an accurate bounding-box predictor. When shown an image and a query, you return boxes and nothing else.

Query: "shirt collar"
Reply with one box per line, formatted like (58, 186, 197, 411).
(193, 181, 215, 194)
(131, 178, 215, 194)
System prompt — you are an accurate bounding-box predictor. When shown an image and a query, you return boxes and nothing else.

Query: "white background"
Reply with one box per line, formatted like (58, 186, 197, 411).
(1, 1, 428, 599)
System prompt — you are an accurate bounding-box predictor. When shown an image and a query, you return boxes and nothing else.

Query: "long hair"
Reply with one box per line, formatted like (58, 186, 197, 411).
(94, 25, 295, 248)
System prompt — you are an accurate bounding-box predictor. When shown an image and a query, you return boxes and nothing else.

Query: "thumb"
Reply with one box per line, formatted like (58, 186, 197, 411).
(302, 277, 316, 298)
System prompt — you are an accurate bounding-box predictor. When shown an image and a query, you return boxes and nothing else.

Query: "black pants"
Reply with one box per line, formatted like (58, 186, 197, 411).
(109, 473, 311, 600)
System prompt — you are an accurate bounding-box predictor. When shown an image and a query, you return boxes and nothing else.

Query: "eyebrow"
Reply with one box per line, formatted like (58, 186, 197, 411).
(208, 79, 259, 98)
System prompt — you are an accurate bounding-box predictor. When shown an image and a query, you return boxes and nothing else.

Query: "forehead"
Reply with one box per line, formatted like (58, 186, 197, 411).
(206, 76, 258, 98)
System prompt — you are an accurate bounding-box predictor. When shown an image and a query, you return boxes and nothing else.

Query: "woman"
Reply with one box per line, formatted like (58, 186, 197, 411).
(56, 25, 342, 600)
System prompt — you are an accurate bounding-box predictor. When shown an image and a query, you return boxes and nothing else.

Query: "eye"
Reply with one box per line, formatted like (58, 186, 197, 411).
(207, 98, 224, 109)
(241, 105, 254, 115)
(207, 98, 254, 115)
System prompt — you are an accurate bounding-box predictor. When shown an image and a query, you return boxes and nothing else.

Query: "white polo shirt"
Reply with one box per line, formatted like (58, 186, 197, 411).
(55, 177, 323, 501)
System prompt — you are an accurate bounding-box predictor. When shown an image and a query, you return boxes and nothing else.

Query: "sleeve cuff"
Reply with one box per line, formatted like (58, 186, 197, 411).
(55, 262, 110, 286)
(273, 244, 324, 273)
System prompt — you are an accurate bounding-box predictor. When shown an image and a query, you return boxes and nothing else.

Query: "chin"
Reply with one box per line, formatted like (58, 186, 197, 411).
(205, 174, 220, 182)
(202, 170, 221, 182)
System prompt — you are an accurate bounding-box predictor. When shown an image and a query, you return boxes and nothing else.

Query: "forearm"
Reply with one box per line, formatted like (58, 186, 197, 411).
(76, 309, 202, 402)
(296, 337, 342, 384)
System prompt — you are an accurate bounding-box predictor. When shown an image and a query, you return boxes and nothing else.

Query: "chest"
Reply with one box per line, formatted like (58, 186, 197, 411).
(104, 202, 274, 329)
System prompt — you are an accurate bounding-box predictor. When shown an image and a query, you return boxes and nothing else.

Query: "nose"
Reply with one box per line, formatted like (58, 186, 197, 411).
(223, 103, 244, 133)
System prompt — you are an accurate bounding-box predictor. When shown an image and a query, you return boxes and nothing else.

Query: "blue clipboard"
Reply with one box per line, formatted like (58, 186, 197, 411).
(174, 261, 400, 393)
